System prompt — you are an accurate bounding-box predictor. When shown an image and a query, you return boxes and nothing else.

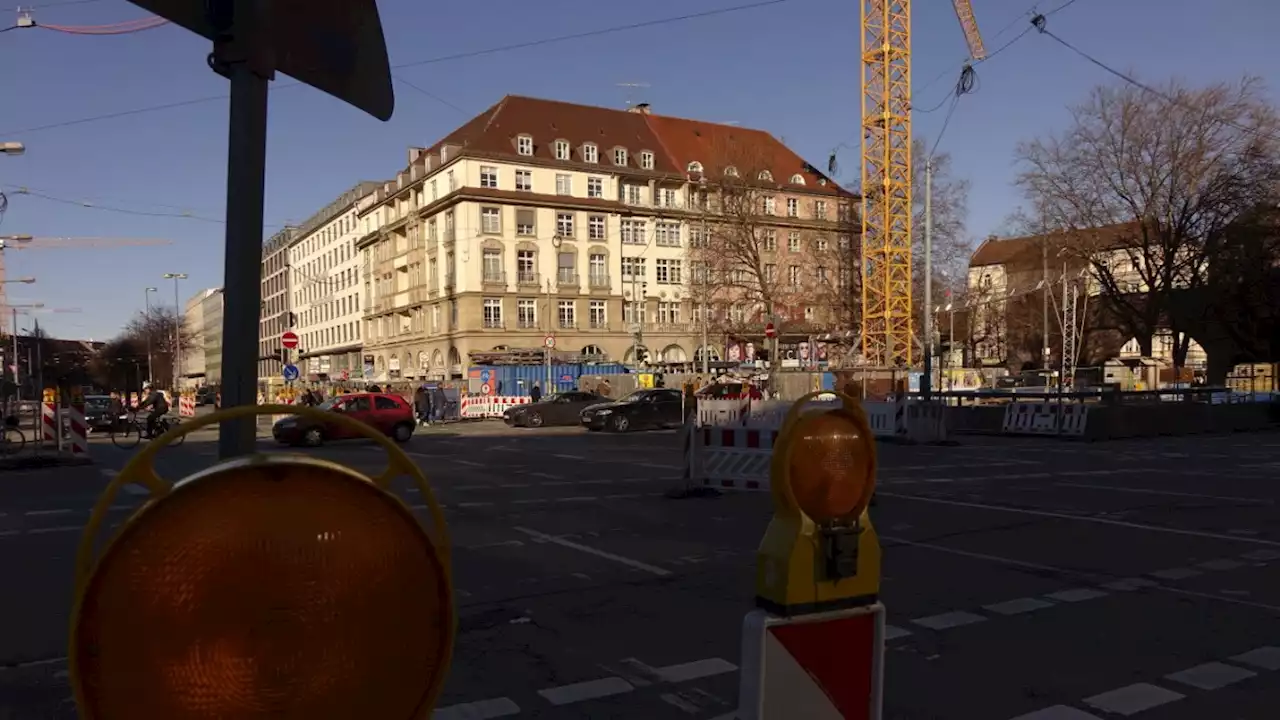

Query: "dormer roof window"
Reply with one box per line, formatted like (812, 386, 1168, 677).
(790, 173, 805, 184)
(758, 170, 773, 181)
(613, 147, 628, 166)
(724, 165, 739, 177)
(516, 135, 533, 156)
(640, 150, 655, 170)
(582, 143, 599, 163)
(687, 161, 703, 174)
(554, 139, 571, 160)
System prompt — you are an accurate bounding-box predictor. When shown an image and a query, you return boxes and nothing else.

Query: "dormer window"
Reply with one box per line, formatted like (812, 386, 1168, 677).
(613, 147, 628, 166)
(758, 170, 773, 181)
(554, 140, 570, 160)
(583, 143, 598, 163)
(724, 165, 739, 177)
(640, 150, 655, 170)
(687, 161, 703, 174)
(790, 173, 805, 184)
(516, 135, 533, 156)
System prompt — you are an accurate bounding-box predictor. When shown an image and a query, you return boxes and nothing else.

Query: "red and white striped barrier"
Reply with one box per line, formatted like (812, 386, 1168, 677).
(42, 400, 58, 446)
(738, 603, 886, 719)
(65, 401, 89, 457)
(179, 394, 196, 418)
(460, 395, 531, 419)
(686, 425, 780, 492)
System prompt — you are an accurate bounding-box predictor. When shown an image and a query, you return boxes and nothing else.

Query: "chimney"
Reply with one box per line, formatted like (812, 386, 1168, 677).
(629, 102, 651, 115)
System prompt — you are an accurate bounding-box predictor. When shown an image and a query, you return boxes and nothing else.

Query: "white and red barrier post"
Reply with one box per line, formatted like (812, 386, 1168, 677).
(734, 392, 884, 720)
(41, 387, 59, 447)
(66, 387, 89, 458)
(179, 391, 196, 418)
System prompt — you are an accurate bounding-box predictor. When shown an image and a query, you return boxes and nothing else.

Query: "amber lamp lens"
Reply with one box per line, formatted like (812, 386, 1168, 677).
(73, 461, 451, 720)
(787, 411, 875, 523)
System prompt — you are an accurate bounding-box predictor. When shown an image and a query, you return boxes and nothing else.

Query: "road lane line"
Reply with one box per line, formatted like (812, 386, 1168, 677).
(28, 526, 80, 534)
(432, 697, 521, 719)
(514, 526, 672, 576)
(1054, 482, 1273, 504)
(538, 677, 634, 705)
(876, 492, 1280, 547)
(653, 658, 738, 683)
(24, 509, 74, 517)
(551, 453, 585, 460)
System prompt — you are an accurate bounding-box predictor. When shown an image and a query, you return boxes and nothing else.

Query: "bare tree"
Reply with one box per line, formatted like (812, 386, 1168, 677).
(1206, 207, 1280, 360)
(121, 306, 201, 386)
(1015, 77, 1280, 367)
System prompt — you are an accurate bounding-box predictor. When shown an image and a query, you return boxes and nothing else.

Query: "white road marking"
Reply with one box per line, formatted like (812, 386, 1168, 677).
(1082, 683, 1184, 715)
(1163, 661, 1256, 690)
(0, 656, 66, 671)
(1230, 646, 1280, 671)
(1150, 568, 1202, 580)
(1242, 549, 1280, 561)
(453, 459, 483, 467)
(538, 677, 634, 705)
(911, 611, 986, 630)
(455, 502, 493, 508)
(28, 526, 80, 534)
(431, 697, 521, 719)
(1101, 578, 1158, 591)
(876, 492, 1280, 547)
(1045, 588, 1109, 603)
(513, 526, 672, 576)
(884, 625, 913, 640)
(24, 509, 74, 517)
(122, 484, 148, 496)
(1009, 707, 1103, 720)
(1053, 482, 1272, 504)
(659, 692, 701, 714)
(1198, 559, 1246, 571)
(984, 597, 1057, 615)
(653, 658, 737, 683)
(552, 453, 586, 461)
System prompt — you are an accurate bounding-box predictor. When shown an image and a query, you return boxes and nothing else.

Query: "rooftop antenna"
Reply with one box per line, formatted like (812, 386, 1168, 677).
(616, 82, 651, 108)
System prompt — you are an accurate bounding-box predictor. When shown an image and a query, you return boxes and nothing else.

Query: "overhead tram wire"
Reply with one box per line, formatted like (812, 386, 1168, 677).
(3, 185, 292, 229)
(1, 0, 793, 136)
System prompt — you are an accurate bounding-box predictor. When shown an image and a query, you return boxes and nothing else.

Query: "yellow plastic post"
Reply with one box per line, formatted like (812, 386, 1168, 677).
(755, 391, 881, 615)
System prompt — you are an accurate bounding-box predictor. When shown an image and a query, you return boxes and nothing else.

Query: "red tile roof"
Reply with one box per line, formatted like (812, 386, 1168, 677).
(970, 222, 1143, 269)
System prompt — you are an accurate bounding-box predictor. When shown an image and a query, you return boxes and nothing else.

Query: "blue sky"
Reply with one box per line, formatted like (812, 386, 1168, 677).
(0, 0, 1275, 340)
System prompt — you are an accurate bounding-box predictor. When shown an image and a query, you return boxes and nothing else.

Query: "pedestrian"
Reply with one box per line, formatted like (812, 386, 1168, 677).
(433, 384, 448, 422)
(415, 384, 432, 426)
(530, 382, 542, 403)
(597, 377, 611, 398)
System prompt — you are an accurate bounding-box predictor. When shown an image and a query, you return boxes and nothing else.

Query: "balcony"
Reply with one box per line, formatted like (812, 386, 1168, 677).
(588, 273, 610, 289)
(516, 271, 540, 287)
(556, 270, 579, 286)
(482, 271, 507, 288)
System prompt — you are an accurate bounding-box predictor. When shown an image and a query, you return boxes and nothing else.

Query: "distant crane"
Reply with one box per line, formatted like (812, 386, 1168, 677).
(0, 235, 173, 334)
(860, 0, 986, 367)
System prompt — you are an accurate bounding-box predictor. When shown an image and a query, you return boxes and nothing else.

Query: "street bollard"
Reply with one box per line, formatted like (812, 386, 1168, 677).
(736, 390, 884, 720)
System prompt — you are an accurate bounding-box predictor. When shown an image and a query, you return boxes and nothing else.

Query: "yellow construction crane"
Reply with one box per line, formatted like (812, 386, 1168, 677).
(860, 0, 985, 367)
(0, 235, 173, 334)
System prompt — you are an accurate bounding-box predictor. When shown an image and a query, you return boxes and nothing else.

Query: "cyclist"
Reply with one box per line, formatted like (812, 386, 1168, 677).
(135, 383, 170, 439)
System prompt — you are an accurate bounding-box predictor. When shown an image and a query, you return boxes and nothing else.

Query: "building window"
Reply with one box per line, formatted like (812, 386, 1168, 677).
(557, 300, 576, 328)
(790, 173, 805, 184)
(481, 207, 501, 234)
(621, 256, 646, 279)
(817, 266, 829, 283)
(788, 232, 800, 252)
(658, 301, 681, 324)
(482, 298, 502, 328)
(655, 259, 682, 284)
(516, 208, 536, 237)
(789, 265, 801, 286)
(623, 301, 645, 324)
(557, 252, 577, 284)
(624, 184, 642, 205)
(517, 135, 533, 156)
(589, 253, 607, 285)
(725, 165, 739, 177)
(480, 166, 498, 188)
(515, 169, 532, 192)
(787, 198, 799, 217)
(613, 148, 628, 166)
(654, 221, 681, 247)
(447, 170, 456, 192)
(588, 215, 606, 240)
(765, 264, 777, 283)
(763, 229, 777, 252)
(639, 151, 654, 170)
(815, 237, 829, 251)
(555, 174, 572, 195)
(556, 212, 574, 238)
(658, 188, 678, 208)
(589, 300, 606, 328)
(517, 299, 537, 328)
(482, 249, 503, 282)
(554, 140, 570, 160)
(583, 144, 598, 163)
(587, 177, 603, 198)
(690, 225, 708, 248)
(621, 219, 646, 245)
(758, 170, 773, 182)
(814, 200, 828, 219)
(763, 197, 776, 215)
(517, 250, 536, 284)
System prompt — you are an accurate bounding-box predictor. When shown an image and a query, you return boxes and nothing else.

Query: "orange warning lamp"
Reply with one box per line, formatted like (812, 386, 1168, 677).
(69, 404, 456, 720)
(756, 391, 881, 616)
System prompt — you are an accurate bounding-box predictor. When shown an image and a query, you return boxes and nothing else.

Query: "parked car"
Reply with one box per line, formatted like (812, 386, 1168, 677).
(272, 392, 415, 447)
(580, 388, 686, 432)
(504, 391, 606, 428)
(83, 395, 115, 432)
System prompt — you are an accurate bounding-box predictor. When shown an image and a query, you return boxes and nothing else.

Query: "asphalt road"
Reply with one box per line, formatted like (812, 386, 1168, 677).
(1, 422, 1279, 719)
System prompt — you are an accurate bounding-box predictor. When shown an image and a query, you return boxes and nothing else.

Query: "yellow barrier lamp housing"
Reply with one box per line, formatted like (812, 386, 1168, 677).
(68, 404, 456, 720)
(755, 391, 880, 616)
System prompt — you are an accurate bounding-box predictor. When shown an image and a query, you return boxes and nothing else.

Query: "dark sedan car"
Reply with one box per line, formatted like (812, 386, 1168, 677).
(580, 388, 686, 432)
(504, 391, 606, 428)
(272, 392, 416, 447)
(83, 395, 116, 432)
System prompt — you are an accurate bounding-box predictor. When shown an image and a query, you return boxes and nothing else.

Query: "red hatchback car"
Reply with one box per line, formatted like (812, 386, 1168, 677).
(272, 392, 416, 447)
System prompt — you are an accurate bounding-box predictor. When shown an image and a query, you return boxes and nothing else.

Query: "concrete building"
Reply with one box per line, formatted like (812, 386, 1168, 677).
(286, 182, 381, 383)
(181, 288, 220, 387)
(258, 226, 296, 383)
(355, 95, 850, 382)
(202, 288, 225, 385)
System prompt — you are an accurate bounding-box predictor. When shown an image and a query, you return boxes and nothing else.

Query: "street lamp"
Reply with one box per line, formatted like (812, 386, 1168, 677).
(144, 287, 158, 384)
(162, 273, 188, 390)
(9, 302, 45, 402)
(0, 142, 24, 156)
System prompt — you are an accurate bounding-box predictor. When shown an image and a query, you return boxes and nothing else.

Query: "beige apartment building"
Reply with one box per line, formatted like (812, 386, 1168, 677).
(356, 95, 851, 382)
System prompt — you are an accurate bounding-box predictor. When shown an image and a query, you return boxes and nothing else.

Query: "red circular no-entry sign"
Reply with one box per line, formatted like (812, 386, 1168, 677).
(281, 331, 299, 349)
(764, 323, 777, 339)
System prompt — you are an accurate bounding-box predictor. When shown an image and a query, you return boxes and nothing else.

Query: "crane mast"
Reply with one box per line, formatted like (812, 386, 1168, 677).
(859, 0, 985, 368)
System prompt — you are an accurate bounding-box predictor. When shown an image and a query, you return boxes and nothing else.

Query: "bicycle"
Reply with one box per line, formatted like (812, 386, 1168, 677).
(0, 415, 26, 455)
(110, 410, 186, 450)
